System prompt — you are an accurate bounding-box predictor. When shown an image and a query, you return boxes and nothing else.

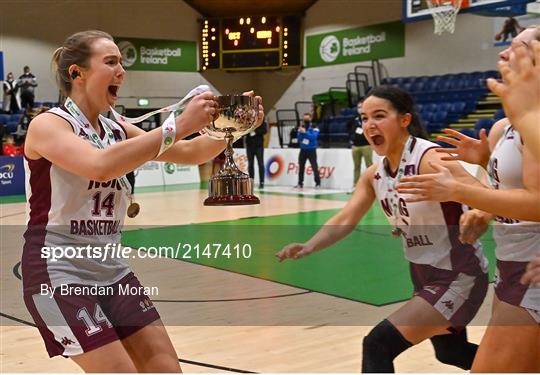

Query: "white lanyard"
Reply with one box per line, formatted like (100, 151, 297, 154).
(107, 84, 211, 155)
(64, 97, 133, 199)
(64, 84, 211, 215)
(382, 136, 414, 236)
(107, 84, 210, 124)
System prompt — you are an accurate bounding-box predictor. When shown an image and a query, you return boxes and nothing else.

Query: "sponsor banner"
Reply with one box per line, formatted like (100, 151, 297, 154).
(233, 148, 355, 189)
(114, 37, 197, 72)
(0, 156, 25, 196)
(135, 161, 200, 188)
(134, 161, 164, 187)
(162, 163, 200, 185)
(305, 21, 405, 68)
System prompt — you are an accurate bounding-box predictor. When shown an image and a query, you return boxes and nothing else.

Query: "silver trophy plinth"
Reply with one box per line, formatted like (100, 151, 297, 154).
(204, 95, 261, 206)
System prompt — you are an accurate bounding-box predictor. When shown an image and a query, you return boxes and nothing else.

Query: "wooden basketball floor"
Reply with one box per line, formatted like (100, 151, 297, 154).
(0, 185, 493, 373)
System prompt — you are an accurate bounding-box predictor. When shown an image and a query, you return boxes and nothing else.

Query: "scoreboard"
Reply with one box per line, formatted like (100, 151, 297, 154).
(200, 16, 302, 71)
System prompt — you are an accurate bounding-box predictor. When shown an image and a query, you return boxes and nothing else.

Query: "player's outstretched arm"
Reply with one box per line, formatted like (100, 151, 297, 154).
(276, 164, 377, 262)
(487, 39, 540, 160)
(25, 92, 219, 182)
(397, 141, 540, 222)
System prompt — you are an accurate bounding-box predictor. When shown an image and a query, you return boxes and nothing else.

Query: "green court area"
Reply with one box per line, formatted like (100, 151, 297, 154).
(122, 205, 496, 306)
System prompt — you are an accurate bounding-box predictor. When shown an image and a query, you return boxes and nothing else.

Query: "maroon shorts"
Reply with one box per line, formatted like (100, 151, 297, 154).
(410, 263, 488, 331)
(23, 272, 161, 357)
(494, 259, 540, 323)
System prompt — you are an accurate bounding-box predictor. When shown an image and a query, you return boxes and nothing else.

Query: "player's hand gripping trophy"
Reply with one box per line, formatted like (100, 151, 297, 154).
(204, 94, 263, 206)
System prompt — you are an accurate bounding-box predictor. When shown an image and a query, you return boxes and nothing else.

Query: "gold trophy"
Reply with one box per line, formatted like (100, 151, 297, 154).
(204, 95, 261, 206)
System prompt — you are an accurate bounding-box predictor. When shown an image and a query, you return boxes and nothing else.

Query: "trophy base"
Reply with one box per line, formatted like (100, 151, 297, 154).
(204, 173, 260, 206)
(204, 194, 260, 206)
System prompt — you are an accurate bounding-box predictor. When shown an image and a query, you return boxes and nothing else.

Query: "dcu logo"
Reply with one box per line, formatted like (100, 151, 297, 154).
(265, 155, 284, 180)
(0, 164, 15, 180)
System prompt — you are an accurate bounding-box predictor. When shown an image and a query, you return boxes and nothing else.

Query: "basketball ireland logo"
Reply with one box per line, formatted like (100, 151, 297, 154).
(164, 162, 176, 174)
(319, 35, 340, 63)
(117, 41, 137, 68)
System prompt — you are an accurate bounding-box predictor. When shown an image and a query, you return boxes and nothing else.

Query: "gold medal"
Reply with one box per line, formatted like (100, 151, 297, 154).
(391, 228, 402, 237)
(127, 202, 140, 218)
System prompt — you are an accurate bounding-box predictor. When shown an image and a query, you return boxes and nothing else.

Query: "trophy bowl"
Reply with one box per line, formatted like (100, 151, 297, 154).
(204, 95, 261, 206)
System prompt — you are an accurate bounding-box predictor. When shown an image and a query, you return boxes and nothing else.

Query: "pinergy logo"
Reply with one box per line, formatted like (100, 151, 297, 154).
(319, 35, 340, 63)
(117, 40, 137, 67)
(0, 164, 15, 180)
(265, 155, 284, 179)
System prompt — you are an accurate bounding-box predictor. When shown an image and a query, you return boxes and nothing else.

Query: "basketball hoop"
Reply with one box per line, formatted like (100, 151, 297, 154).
(426, 0, 463, 35)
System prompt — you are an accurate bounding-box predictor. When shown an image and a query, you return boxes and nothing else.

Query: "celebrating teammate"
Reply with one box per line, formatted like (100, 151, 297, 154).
(487, 38, 540, 160)
(21, 30, 263, 372)
(396, 26, 540, 373)
(277, 86, 489, 372)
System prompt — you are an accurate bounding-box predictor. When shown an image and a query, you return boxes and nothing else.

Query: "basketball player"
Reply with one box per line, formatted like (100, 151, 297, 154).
(491, 35, 540, 331)
(396, 27, 540, 373)
(487, 38, 540, 160)
(277, 86, 489, 372)
(22, 30, 263, 372)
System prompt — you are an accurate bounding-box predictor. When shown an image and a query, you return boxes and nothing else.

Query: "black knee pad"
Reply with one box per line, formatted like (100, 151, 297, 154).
(430, 329, 478, 370)
(362, 319, 412, 373)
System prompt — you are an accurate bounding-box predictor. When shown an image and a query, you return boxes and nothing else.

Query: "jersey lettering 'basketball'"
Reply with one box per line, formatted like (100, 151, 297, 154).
(487, 125, 540, 262)
(22, 107, 131, 294)
(372, 137, 487, 274)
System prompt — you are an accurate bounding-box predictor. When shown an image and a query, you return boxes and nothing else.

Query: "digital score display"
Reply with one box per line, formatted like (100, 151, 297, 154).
(200, 16, 301, 71)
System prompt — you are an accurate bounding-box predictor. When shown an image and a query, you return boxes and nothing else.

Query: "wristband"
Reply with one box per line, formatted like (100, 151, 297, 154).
(157, 112, 176, 157)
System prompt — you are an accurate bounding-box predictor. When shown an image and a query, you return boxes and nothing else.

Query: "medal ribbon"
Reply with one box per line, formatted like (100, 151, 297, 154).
(382, 136, 414, 234)
(64, 97, 133, 202)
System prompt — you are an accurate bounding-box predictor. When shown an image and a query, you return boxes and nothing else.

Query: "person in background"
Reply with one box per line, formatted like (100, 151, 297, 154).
(295, 113, 320, 189)
(2, 72, 20, 114)
(288, 122, 299, 148)
(2, 134, 22, 156)
(18, 66, 38, 110)
(348, 98, 373, 191)
(245, 119, 267, 189)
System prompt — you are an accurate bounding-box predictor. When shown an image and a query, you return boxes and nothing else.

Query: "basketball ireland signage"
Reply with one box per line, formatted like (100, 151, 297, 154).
(305, 22, 404, 68)
(114, 37, 197, 72)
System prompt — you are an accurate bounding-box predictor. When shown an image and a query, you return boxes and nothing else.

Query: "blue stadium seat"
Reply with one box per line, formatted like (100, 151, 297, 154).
(5, 121, 18, 133)
(474, 118, 495, 134)
(10, 113, 22, 123)
(0, 114, 10, 125)
(460, 128, 478, 139)
(493, 108, 505, 121)
(420, 111, 434, 123)
(427, 110, 449, 133)
(437, 102, 452, 113)
(424, 103, 439, 112)
(410, 81, 425, 93)
(401, 82, 412, 92)
(483, 70, 499, 79)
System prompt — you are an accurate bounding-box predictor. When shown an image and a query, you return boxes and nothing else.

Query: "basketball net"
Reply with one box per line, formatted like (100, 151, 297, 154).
(426, 0, 463, 35)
